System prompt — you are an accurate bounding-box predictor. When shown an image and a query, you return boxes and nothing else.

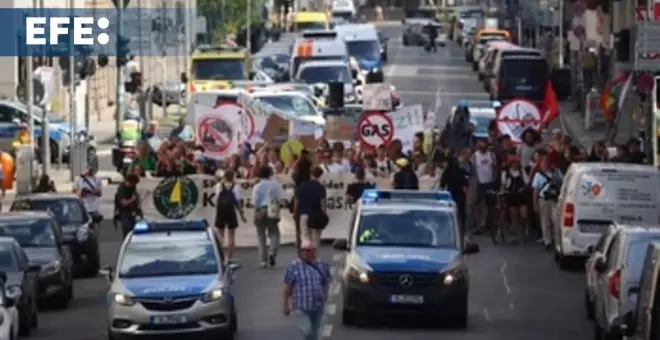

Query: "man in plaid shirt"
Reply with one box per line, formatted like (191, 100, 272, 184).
(283, 239, 331, 340)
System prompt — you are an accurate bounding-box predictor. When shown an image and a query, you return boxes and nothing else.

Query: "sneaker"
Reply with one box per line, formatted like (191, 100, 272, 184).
(268, 255, 276, 268)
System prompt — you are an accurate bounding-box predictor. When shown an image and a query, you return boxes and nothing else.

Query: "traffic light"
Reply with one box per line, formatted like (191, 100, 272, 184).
(74, 46, 96, 79)
(117, 35, 131, 67)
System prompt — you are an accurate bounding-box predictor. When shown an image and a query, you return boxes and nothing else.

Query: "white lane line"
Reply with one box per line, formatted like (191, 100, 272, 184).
(500, 261, 512, 294)
(331, 253, 343, 262)
(510, 302, 515, 310)
(385, 39, 404, 79)
(482, 307, 491, 321)
(329, 282, 341, 296)
(321, 324, 333, 337)
(325, 304, 337, 315)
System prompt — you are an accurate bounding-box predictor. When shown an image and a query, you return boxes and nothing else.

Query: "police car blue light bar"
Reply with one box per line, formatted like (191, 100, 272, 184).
(361, 190, 454, 202)
(457, 100, 501, 108)
(133, 220, 209, 234)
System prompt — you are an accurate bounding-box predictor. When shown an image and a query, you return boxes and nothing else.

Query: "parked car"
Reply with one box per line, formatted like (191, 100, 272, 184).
(592, 226, 660, 340)
(148, 81, 186, 107)
(0, 212, 74, 309)
(0, 271, 20, 340)
(0, 237, 39, 337)
(10, 194, 100, 277)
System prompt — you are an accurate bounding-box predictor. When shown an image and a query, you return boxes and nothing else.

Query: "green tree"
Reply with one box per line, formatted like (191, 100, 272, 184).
(197, 0, 265, 43)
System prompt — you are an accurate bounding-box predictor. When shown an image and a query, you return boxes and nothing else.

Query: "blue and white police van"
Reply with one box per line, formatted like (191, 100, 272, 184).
(100, 220, 240, 340)
(335, 24, 383, 72)
(333, 190, 480, 328)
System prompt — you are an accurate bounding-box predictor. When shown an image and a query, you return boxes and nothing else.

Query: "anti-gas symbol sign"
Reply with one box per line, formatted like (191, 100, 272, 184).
(358, 111, 394, 148)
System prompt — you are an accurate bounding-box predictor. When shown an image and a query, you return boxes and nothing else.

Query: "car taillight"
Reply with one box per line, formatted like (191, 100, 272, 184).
(188, 83, 196, 93)
(609, 269, 621, 300)
(563, 203, 574, 227)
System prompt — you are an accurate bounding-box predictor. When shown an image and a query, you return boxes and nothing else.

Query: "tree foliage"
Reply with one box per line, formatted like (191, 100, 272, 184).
(197, 0, 264, 43)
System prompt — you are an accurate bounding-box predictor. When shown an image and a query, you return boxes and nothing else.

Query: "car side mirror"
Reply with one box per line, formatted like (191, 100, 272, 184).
(27, 264, 41, 272)
(0, 272, 6, 283)
(594, 258, 607, 273)
(463, 243, 480, 254)
(248, 71, 256, 80)
(180, 72, 188, 83)
(228, 263, 241, 272)
(612, 311, 636, 337)
(333, 238, 349, 251)
(587, 245, 594, 254)
(99, 265, 114, 281)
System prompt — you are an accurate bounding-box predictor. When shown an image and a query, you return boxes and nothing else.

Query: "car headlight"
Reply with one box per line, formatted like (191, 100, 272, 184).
(76, 225, 90, 242)
(348, 264, 370, 283)
(441, 262, 467, 285)
(113, 293, 135, 306)
(201, 288, 224, 303)
(5, 285, 21, 300)
(39, 260, 61, 277)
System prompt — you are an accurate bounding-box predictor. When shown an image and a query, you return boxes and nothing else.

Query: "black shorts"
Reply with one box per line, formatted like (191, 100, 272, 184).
(215, 213, 238, 230)
(476, 182, 497, 204)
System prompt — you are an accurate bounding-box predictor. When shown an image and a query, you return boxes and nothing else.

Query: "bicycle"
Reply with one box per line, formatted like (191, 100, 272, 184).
(485, 190, 510, 245)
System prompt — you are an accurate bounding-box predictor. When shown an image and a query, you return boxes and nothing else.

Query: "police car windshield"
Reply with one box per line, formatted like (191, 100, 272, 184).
(0, 245, 17, 271)
(357, 210, 456, 248)
(12, 199, 86, 225)
(298, 66, 351, 84)
(346, 40, 380, 60)
(119, 238, 218, 278)
(0, 219, 56, 247)
(192, 59, 246, 80)
(256, 95, 317, 116)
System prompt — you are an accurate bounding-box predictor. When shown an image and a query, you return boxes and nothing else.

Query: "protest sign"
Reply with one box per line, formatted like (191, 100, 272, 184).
(261, 114, 290, 144)
(325, 115, 355, 141)
(496, 99, 541, 143)
(389, 104, 425, 151)
(136, 173, 439, 241)
(193, 103, 242, 159)
(362, 83, 392, 110)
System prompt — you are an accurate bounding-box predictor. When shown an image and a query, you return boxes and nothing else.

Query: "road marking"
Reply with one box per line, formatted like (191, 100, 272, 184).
(325, 304, 337, 315)
(510, 302, 515, 310)
(321, 324, 333, 337)
(332, 253, 343, 262)
(385, 39, 404, 79)
(500, 261, 512, 294)
(330, 282, 341, 296)
(483, 307, 491, 321)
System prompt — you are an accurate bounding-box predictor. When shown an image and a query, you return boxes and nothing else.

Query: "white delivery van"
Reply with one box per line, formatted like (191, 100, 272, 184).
(553, 163, 660, 266)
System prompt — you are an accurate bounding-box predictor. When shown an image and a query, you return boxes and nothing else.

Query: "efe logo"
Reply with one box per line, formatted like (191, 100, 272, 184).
(25, 16, 110, 46)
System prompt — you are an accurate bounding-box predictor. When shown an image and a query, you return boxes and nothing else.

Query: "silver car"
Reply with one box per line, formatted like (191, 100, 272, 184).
(592, 226, 660, 340)
(101, 220, 240, 340)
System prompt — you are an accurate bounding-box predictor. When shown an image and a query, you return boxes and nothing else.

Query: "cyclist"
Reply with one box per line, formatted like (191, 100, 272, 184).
(500, 156, 529, 243)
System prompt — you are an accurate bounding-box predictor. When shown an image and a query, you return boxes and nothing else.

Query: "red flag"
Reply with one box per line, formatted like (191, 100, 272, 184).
(540, 80, 559, 129)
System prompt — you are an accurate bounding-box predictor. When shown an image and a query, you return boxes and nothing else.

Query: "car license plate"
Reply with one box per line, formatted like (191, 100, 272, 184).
(515, 85, 533, 91)
(579, 224, 605, 233)
(150, 314, 188, 325)
(122, 157, 133, 164)
(389, 295, 424, 304)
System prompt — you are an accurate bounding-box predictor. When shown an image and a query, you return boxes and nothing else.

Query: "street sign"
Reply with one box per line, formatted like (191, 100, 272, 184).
(111, 0, 130, 8)
(358, 111, 394, 148)
(197, 116, 233, 153)
(496, 99, 541, 143)
(637, 21, 660, 70)
(362, 84, 392, 111)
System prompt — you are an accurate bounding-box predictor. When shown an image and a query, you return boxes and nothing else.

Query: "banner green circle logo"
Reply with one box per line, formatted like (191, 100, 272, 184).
(152, 176, 199, 219)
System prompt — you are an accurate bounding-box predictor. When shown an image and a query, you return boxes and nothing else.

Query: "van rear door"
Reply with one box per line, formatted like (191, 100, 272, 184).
(497, 57, 547, 101)
(576, 168, 660, 227)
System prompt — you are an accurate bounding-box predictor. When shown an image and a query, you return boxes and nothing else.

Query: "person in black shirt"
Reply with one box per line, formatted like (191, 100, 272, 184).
(345, 167, 374, 204)
(295, 166, 328, 248)
(440, 156, 469, 238)
(114, 174, 141, 239)
(392, 158, 419, 190)
(291, 149, 313, 249)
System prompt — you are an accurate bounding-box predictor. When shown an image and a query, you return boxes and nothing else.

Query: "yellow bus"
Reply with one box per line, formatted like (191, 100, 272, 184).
(292, 12, 330, 31)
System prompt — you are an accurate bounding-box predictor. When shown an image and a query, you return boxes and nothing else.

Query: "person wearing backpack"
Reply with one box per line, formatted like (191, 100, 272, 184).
(252, 165, 283, 268)
(214, 169, 247, 263)
(531, 156, 563, 249)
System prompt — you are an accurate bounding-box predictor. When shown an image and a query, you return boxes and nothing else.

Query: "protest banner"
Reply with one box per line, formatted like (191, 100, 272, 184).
(362, 83, 392, 110)
(136, 173, 439, 241)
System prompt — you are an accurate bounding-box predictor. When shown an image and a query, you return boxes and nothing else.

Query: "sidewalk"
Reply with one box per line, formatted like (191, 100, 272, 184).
(558, 100, 638, 149)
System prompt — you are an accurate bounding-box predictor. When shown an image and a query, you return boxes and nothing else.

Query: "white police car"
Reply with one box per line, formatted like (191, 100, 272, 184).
(333, 190, 480, 328)
(446, 100, 501, 140)
(100, 220, 240, 340)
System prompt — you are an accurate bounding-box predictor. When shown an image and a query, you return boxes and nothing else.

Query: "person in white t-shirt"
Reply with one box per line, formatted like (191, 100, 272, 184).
(73, 167, 103, 223)
(471, 139, 498, 232)
(375, 145, 394, 176)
